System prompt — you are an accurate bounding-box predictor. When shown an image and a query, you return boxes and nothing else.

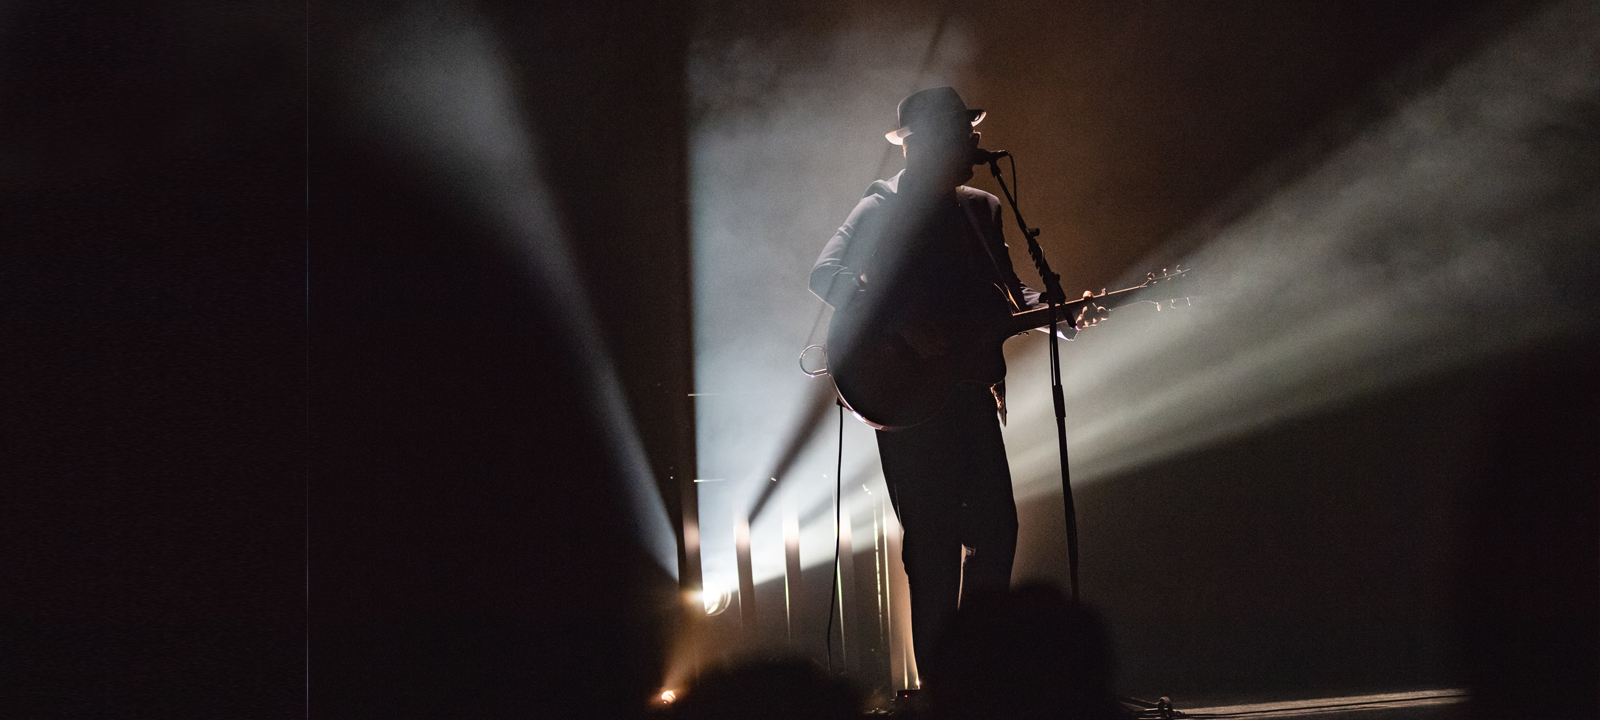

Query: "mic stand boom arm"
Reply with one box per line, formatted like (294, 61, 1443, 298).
(986, 157, 1082, 604)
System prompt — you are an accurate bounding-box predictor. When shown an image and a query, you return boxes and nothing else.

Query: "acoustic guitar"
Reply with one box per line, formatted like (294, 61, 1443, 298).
(825, 268, 1191, 430)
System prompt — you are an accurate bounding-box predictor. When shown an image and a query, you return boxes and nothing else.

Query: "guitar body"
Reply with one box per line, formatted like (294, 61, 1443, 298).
(826, 288, 1012, 430)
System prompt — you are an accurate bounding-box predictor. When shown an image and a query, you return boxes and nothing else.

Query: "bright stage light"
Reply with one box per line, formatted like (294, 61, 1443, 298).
(702, 587, 734, 616)
(686, 587, 735, 615)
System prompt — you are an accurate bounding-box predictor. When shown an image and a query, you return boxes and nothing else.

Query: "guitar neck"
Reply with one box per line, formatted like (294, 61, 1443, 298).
(1006, 273, 1191, 335)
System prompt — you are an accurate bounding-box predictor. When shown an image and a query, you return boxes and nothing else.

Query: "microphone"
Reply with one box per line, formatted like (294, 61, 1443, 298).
(972, 147, 1010, 164)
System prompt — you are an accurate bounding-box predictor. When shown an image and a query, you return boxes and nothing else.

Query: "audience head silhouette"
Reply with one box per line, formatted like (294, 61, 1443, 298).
(667, 658, 864, 720)
(927, 583, 1127, 720)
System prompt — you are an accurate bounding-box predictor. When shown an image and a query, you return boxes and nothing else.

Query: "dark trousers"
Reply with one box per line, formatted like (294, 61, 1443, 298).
(876, 384, 1018, 676)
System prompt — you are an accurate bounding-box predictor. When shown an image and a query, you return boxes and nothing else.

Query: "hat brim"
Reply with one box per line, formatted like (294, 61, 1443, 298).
(886, 109, 985, 145)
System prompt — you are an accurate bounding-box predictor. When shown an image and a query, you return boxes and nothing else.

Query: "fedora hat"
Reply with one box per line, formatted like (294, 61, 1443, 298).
(886, 86, 986, 145)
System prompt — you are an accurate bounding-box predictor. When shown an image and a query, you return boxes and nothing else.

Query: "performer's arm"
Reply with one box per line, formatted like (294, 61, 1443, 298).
(810, 197, 881, 308)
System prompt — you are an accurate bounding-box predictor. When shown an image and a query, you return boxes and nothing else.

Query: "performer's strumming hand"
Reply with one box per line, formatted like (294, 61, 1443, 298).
(1075, 289, 1111, 328)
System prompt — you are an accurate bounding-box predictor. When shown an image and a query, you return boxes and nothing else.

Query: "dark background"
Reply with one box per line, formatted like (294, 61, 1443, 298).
(2, 0, 1593, 717)
(2, 2, 306, 717)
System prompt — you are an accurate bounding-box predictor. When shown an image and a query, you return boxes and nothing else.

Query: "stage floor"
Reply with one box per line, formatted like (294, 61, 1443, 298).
(1170, 689, 1468, 720)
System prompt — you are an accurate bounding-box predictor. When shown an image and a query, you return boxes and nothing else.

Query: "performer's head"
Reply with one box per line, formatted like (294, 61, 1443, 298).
(888, 86, 984, 192)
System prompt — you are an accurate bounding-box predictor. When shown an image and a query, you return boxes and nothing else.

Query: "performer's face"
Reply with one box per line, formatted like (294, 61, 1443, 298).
(903, 121, 979, 190)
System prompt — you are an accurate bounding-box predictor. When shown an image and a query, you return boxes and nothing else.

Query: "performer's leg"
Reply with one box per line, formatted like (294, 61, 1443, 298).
(876, 426, 964, 678)
(953, 388, 1018, 599)
(901, 508, 963, 678)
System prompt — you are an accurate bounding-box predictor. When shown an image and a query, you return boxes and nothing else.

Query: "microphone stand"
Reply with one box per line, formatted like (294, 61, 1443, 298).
(985, 156, 1081, 604)
(984, 157, 1185, 719)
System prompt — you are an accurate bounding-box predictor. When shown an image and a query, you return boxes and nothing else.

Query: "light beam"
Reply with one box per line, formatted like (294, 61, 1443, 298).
(333, 6, 682, 576)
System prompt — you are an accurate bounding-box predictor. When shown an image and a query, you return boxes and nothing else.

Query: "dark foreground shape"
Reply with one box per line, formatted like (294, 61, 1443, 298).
(926, 584, 1131, 720)
(667, 658, 866, 720)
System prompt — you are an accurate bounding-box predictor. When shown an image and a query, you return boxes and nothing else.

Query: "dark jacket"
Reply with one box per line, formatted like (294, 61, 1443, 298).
(810, 170, 1040, 314)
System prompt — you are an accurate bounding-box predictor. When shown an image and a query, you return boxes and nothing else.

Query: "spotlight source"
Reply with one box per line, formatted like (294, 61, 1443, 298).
(703, 588, 734, 616)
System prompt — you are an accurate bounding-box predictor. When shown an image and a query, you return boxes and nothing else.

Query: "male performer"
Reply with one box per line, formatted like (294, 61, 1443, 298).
(810, 87, 1044, 674)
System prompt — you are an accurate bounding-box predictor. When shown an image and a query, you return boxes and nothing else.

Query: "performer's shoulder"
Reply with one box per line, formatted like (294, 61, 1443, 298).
(848, 177, 898, 218)
(863, 173, 899, 200)
(957, 185, 1001, 208)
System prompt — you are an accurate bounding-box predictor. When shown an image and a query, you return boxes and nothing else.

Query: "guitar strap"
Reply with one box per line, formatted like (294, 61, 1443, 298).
(957, 193, 1024, 314)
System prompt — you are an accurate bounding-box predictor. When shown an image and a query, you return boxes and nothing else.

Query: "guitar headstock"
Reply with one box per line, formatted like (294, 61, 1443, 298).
(1141, 264, 1190, 286)
(1139, 265, 1194, 310)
